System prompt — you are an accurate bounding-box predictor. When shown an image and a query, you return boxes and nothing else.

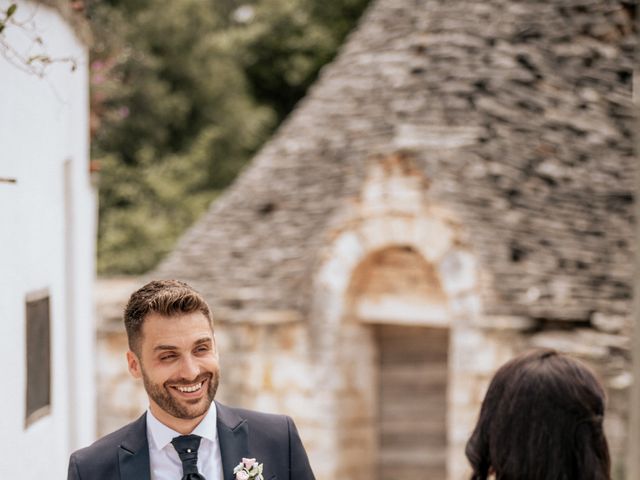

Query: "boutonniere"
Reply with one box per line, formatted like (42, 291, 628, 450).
(233, 457, 264, 480)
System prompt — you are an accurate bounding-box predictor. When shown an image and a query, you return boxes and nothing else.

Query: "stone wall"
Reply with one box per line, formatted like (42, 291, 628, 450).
(96, 275, 630, 479)
(95, 277, 147, 436)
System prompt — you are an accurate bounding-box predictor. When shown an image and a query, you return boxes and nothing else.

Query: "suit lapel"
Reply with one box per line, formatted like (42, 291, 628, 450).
(115, 404, 247, 480)
(216, 402, 250, 480)
(118, 413, 151, 480)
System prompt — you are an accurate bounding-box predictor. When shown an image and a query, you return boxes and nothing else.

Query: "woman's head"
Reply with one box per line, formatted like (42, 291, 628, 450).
(465, 349, 610, 480)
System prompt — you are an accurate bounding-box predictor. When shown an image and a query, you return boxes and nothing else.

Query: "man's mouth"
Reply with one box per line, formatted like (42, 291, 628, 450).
(169, 376, 209, 396)
(175, 382, 203, 393)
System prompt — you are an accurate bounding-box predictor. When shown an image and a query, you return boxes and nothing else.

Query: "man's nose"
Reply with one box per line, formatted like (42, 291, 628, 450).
(179, 355, 200, 380)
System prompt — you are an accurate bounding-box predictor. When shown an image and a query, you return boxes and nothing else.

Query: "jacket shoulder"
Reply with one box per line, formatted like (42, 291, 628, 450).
(221, 404, 291, 431)
(69, 414, 146, 470)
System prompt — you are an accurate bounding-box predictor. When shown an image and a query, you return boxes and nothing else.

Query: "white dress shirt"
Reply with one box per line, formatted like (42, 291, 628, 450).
(146, 402, 224, 480)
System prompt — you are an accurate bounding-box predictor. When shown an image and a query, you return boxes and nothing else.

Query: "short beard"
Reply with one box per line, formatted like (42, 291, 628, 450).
(141, 369, 219, 420)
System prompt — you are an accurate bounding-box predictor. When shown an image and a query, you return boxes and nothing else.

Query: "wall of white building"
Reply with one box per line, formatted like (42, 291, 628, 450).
(0, 1, 95, 477)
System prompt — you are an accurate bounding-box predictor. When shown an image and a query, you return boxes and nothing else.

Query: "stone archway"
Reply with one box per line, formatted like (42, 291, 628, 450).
(347, 246, 449, 326)
(309, 154, 488, 480)
(348, 246, 451, 478)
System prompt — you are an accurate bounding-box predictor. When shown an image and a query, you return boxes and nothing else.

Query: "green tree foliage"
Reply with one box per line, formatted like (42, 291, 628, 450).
(92, 0, 370, 274)
(235, 0, 370, 119)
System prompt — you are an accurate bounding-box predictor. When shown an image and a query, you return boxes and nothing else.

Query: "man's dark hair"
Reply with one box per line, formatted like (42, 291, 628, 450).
(465, 349, 610, 480)
(124, 279, 213, 354)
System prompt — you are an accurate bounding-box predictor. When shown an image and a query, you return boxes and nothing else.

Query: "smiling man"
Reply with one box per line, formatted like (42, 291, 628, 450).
(67, 280, 316, 480)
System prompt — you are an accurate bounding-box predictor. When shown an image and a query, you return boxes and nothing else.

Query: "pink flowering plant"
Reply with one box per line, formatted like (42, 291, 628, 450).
(233, 457, 264, 480)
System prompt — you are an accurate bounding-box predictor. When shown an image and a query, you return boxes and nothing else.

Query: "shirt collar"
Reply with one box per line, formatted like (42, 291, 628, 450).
(146, 401, 218, 451)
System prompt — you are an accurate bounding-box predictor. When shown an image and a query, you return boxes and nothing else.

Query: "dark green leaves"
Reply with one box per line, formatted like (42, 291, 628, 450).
(92, 0, 370, 274)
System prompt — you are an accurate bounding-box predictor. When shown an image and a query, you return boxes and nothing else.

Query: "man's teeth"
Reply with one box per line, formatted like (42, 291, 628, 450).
(176, 382, 203, 393)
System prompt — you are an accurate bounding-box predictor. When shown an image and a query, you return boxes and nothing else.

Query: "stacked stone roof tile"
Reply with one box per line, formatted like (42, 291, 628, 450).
(155, 0, 636, 324)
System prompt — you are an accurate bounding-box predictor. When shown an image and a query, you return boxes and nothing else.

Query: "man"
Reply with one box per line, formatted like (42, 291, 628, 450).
(68, 280, 316, 480)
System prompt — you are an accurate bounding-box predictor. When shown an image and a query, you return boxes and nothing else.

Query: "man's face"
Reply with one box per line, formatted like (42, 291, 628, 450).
(127, 311, 220, 424)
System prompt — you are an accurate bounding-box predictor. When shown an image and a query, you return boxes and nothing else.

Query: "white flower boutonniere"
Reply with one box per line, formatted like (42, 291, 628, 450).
(233, 457, 264, 480)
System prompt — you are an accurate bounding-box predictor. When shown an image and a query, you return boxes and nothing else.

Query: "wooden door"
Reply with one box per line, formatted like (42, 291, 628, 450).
(377, 325, 449, 479)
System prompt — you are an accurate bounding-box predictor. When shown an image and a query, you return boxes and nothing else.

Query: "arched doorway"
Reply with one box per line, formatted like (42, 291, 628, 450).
(309, 155, 488, 479)
(348, 246, 450, 478)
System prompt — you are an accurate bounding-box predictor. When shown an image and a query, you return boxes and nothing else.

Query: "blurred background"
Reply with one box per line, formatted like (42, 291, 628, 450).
(0, 0, 636, 478)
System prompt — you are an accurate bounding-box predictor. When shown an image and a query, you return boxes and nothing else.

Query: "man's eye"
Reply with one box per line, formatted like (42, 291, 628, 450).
(195, 344, 214, 355)
(160, 354, 176, 361)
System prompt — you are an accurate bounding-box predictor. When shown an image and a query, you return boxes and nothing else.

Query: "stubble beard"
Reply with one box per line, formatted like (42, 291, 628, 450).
(142, 369, 219, 420)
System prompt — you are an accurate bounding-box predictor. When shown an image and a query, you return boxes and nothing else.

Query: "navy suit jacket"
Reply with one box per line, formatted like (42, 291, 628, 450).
(67, 402, 315, 480)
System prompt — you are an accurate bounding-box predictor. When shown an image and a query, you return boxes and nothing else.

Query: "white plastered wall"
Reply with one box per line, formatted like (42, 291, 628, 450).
(0, 1, 95, 477)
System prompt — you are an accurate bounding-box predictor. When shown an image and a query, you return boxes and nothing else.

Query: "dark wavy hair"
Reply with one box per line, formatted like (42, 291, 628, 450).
(465, 349, 610, 480)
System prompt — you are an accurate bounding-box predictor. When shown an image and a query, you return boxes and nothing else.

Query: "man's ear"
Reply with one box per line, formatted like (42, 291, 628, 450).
(127, 350, 142, 379)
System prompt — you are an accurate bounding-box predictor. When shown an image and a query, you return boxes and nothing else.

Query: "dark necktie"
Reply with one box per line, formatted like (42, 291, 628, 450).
(171, 434, 207, 480)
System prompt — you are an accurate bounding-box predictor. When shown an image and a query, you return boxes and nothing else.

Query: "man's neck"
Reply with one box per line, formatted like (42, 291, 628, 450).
(148, 402, 209, 435)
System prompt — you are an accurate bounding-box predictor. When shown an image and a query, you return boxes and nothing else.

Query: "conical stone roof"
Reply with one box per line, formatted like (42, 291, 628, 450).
(155, 0, 636, 324)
